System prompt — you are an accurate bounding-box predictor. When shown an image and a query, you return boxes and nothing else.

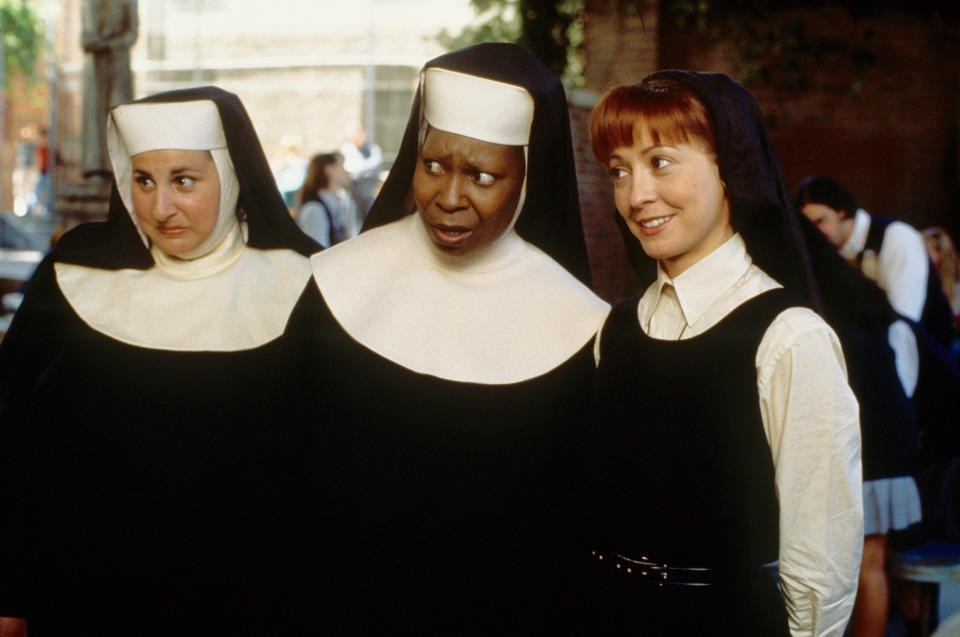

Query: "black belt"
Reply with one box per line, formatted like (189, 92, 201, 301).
(591, 550, 715, 587)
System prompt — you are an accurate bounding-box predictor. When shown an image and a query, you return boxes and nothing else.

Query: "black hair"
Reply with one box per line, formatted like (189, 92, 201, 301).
(794, 176, 860, 219)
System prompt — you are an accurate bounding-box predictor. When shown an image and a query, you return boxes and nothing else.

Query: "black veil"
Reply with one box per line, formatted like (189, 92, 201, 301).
(52, 85, 319, 271)
(617, 70, 822, 309)
(363, 42, 592, 286)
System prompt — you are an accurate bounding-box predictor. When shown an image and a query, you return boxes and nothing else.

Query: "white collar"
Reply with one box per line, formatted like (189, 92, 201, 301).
(311, 214, 609, 384)
(55, 246, 311, 352)
(839, 208, 871, 260)
(641, 233, 753, 329)
(150, 220, 246, 280)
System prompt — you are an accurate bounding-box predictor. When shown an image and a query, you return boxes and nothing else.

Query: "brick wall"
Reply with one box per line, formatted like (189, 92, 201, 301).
(578, 2, 960, 292)
(582, 0, 660, 95)
(573, 0, 660, 302)
(742, 10, 958, 237)
(569, 91, 645, 303)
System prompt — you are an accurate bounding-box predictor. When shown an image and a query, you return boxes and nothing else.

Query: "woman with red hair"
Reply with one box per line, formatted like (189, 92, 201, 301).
(578, 72, 863, 636)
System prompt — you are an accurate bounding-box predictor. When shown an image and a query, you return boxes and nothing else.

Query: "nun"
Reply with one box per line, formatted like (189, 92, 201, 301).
(283, 43, 609, 633)
(0, 86, 318, 636)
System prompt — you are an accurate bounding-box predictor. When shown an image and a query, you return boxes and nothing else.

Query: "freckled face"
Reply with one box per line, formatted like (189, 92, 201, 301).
(130, 149, 221, 257)
(412, 128, 525, 256)
(608, 127, 732, 277)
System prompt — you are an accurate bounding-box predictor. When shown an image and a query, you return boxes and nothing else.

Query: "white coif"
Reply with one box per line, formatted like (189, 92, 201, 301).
(422, 68, 534, 146)
(311, 214, 609, 385)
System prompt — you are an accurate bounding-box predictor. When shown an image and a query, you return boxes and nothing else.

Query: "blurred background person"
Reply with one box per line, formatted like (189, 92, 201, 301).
(797, 175, 955, 352)
(295, 151, 359, 248)
(339, 125, 383, 219)
(798, 214, 923, 637)
(273, 134, 309, 210)
(922, 226, 960, 339)
(28, 128, 52, 217)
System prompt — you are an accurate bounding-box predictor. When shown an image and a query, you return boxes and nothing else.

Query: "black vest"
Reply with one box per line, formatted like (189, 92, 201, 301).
(859, 215, 954, 349)
(837, 323, 917, 480)
(583, 289, 793, 572)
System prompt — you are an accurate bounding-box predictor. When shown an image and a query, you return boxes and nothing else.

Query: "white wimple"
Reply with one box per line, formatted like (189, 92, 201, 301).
(310, 214, 609, 384)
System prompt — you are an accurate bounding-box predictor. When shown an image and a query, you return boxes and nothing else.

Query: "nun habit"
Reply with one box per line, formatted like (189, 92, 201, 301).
(284, 43, 609, 633)
(0, 86, 318, 636)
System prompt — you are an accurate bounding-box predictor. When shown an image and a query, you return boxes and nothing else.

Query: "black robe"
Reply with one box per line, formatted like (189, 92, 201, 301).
(0, 86, 320, 635)
(286, 43, 607, 633)
(0, 258, 308, 636)
(284, 283, 597, 635)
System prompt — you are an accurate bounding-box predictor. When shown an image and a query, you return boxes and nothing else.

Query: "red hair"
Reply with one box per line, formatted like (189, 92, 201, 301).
(589, 77, 716, 164)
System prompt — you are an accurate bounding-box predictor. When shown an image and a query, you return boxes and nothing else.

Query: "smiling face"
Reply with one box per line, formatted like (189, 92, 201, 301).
(130, 149, 221, 257)
(608, 126, 732, 277)
(412, 127, 525, 256)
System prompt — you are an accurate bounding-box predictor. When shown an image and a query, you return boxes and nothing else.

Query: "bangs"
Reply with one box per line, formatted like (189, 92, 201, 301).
(589, 80, 716, 164)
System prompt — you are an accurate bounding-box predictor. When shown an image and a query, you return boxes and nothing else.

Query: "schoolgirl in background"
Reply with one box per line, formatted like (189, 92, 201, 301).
(295, 151, 360, 247)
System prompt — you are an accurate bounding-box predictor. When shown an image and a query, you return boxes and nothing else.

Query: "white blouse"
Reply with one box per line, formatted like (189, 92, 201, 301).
(613, 233, 863, 637)
(839, 208, 923, 396)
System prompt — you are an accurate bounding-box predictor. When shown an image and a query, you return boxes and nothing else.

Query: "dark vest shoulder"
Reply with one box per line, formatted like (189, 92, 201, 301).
(584, 289, 792, 570)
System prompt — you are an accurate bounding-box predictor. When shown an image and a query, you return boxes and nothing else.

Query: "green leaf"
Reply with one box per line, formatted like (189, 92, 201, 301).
(434, 0, 588, 89)
(0, 0, 46, 90)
